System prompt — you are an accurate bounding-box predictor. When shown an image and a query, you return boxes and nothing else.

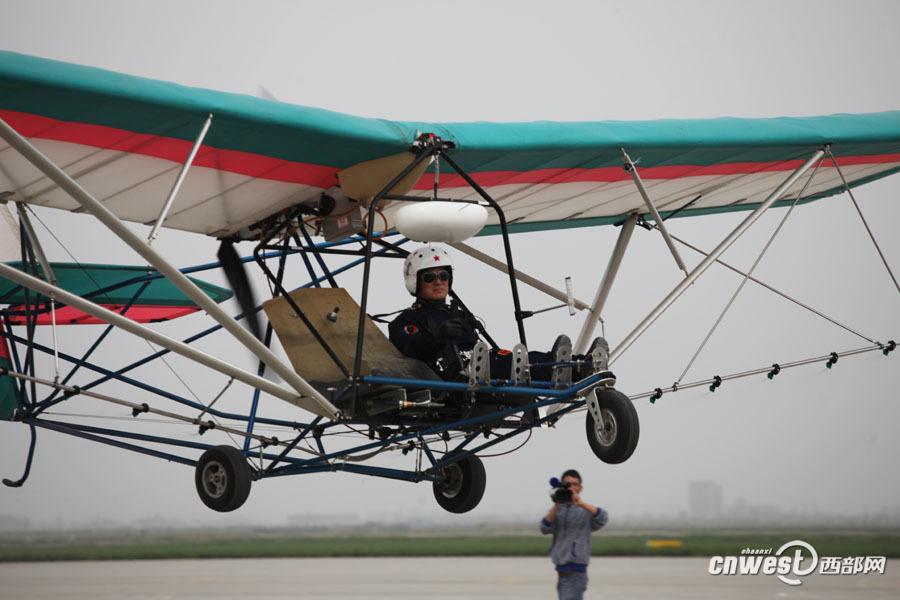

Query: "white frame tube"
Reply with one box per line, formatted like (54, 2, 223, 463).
(0, 116, 338, 419)
(0, 260, 332, 413)
(147, 113, 214, 244)
(574, 214, 637, 353)
(609, 149, 826, 364)
(450, 242, 592, 311)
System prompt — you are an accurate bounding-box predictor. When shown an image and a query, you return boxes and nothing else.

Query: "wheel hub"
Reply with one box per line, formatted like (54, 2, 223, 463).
(436, 463, 463, 498)
(201, 461, 228, 499)
(594, 408, 617, 446)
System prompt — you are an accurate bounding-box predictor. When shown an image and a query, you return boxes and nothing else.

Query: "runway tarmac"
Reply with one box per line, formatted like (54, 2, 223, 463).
(0, 557, 896, 599)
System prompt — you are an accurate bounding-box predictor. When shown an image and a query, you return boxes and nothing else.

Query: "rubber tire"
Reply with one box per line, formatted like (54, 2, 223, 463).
(432, 453, 486, 514)
(195, 445, 252, 512)
(585, 388, 640, 464)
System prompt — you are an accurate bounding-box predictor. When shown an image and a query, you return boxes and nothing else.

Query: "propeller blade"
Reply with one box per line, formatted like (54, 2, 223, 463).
(217, 240, 262, 341)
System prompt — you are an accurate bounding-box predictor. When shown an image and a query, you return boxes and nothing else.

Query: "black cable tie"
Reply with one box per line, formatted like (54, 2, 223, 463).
(63, 385, 82, 399)
(826, 352, 839, 369)
(650, 388, 663, 404)
(401, 440, 416, 455)
(131, 402, 149, 417)
(709, 376, 722, 392)
(767, 364, 781, 380)
(671, 382, 679, 393)
(313, 425, 324, 438)
(883, 340, 896, 356)
(198, 421, 215, 435)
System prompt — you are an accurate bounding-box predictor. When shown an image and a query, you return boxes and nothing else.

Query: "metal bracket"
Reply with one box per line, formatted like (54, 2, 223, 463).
(510, 343, 530, 386)
(468, 341, 491, 386)
(588, 337, 610, 373)
(586, 388, 604, 427)
(550, 335, 572, 389)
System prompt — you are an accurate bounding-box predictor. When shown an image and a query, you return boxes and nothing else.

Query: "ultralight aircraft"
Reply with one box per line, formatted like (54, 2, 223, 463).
(0, 51, 896, 512)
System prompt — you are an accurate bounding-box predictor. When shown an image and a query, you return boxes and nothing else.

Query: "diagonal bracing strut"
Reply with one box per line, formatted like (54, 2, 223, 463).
(0, 116, 339, 419)
(0, 261, 320, 411)
(622, 148, 689, 276)
(826, 149, 900, 295)
(610, 149, 826, 365)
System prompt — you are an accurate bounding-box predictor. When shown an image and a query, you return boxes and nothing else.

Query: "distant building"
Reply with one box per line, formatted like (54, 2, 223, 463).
(688, 480, 723, 520)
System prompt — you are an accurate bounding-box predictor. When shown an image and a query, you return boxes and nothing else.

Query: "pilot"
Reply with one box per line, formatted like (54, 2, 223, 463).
(388, 245, 594, 383)
(388, 245, 479, 380)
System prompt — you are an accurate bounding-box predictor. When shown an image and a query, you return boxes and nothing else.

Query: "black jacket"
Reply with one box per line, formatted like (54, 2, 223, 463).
(388, 299, 479, 379)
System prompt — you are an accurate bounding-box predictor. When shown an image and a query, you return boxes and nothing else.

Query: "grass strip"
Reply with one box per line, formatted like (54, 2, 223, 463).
(0, 533, 898, 562)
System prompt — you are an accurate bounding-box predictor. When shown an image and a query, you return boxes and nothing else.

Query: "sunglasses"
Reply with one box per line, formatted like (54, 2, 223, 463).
(420, 270, 450, 284)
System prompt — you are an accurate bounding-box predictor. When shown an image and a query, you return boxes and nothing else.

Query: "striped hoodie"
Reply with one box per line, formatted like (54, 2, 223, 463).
(540, 503, 608, 571)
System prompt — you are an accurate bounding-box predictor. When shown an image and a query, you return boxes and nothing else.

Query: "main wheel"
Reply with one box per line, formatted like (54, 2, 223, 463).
(195, 446, 252, 512)
(432, 453, 486, 514)
(585, 388, 639, 464)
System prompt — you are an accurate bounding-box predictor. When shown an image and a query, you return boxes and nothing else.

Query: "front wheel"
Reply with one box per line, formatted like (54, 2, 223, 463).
(585, 388, 639, 464)
(195, 446, 252, 512)
(432, 453, 486, 513)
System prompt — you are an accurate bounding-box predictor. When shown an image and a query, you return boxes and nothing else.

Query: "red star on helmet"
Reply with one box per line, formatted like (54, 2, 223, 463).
(433, 255, 441, 262)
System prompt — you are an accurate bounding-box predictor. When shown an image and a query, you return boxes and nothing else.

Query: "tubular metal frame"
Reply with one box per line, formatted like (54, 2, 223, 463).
(1, 133, 885, 499)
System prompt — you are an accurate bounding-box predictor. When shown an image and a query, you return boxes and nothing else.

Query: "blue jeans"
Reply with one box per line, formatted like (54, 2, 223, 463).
(557, 572, 588, 600)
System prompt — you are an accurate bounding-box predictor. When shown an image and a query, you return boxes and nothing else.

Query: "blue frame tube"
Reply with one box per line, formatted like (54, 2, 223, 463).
(2, 313, 27, 408)
(37, 419, 310, 466)
(445, 431, 480, 459)
(266, 392, 588, 476)
(3, 238, 404, 424)
(53, 244, 399, 407)
(360, 373, 604, 398)
(419, 437, 438, 467)
(4, 327, 600, 480)
(297, 222, 338, 288)
(1, 424, 36, 488)
(43, 280, 151, 404)
(264, 461, 433, 483)
(1, 228, 601, 483)
(264, 417, 322, 474)
(5, 331, 311, 429)
(27, 418, 197, 467)
(243, 236, 291, 454)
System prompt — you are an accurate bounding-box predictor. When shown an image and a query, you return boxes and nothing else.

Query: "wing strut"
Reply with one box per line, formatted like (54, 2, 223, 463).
(574, 214, 638, 353)
(674, 156, 823, 385)
(0, 116, 339, 419)
(16, 203, 61, 382)
(449, 242, 593, 312)
(826, 149, 900, 295)
(609, 148, 826, 365)
(147, 113, 214, 244)
(622, 148, 689, 276)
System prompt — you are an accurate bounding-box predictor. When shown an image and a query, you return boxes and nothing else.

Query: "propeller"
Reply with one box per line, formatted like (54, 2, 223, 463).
(217, 239, 262, 341)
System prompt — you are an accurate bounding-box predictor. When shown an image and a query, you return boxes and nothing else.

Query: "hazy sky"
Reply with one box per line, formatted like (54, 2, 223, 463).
(0, 0, 898, 529)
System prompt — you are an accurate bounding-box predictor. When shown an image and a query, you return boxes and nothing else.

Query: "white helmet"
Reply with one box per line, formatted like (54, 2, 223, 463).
(404, 245, 453, 295)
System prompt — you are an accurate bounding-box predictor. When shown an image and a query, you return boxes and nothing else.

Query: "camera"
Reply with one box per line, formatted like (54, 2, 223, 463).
(549, 477, 573, 504)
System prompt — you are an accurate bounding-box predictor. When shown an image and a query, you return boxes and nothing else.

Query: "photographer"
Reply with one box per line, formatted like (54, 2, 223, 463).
(539, 469, 608, 600)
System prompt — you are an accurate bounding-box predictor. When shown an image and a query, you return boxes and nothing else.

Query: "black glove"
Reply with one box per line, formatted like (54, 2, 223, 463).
(435, 317, 464, 341)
